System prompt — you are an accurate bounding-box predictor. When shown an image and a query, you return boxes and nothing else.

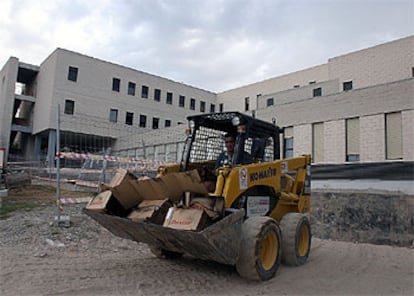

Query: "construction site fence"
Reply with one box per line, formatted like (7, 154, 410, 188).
(5, 149, 178, 191)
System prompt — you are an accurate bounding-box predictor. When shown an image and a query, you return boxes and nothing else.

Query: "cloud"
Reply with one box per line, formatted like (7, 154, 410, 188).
(0, 0, 412, 92)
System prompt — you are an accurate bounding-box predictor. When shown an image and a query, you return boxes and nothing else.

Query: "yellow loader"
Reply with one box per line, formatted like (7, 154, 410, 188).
(85, 112, 312, 281)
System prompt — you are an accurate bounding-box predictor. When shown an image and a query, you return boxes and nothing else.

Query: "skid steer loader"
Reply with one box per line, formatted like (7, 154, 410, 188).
(84, 112, 312, 281)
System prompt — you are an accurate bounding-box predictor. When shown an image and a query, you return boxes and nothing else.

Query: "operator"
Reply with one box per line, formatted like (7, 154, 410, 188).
(215, 133, 252, 169)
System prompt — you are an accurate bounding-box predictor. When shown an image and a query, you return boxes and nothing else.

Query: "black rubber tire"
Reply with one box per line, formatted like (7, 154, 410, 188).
(280, 213, 312, 266)
(149, 245, 183, 259)
(236, 216, 282, 281)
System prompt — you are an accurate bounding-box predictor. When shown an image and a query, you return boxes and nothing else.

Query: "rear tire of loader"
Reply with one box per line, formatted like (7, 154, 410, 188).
(236, 216, 281, 281)
(149, 246, 183, 259)
(280, 213, 311, 266)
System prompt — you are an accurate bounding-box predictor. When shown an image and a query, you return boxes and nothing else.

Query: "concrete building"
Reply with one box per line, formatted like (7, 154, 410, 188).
(218, 35, 414, 163)
(0, 49, 216, 164)
(0, 35, 413, 165)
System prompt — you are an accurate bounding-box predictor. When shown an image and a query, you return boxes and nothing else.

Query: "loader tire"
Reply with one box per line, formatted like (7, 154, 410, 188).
(236, 216, 281, 281)
(149, 245, 183, 259)
(280, 213, 311, 266)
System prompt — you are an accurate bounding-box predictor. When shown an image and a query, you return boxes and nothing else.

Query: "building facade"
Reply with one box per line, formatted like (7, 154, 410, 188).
(0, 36, 413, 165)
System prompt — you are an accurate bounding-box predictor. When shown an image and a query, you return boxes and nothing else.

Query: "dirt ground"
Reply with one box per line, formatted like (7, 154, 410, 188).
(0, 185, 413, 296)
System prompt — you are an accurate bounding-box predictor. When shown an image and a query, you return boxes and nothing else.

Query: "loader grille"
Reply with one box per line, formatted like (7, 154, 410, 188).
(189, 126, 276, 163)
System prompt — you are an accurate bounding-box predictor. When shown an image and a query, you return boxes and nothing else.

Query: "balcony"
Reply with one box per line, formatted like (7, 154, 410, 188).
(11, 118, 33, 134)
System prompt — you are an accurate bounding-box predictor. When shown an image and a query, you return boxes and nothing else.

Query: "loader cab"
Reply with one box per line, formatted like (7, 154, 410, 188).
(180, 112, 283, 172)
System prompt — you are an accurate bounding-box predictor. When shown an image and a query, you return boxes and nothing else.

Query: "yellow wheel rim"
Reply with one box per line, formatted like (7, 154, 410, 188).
(298, 223, 310, 257)
(260, 230, 278, 270)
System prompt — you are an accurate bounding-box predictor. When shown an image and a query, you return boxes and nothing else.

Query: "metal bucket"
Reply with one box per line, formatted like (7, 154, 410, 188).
(84, 208, 245, 265)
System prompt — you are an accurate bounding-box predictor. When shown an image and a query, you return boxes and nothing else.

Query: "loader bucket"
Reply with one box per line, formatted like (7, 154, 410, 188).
(84, 208, 245, 266)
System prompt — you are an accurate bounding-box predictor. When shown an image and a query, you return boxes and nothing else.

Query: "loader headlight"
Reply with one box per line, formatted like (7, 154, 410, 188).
(232, 116, 241, 126)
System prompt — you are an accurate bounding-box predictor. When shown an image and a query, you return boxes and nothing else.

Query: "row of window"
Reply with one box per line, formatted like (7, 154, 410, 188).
(283, 112, 402, 162)
(67, 65, 215, 113)
(64, 99, 181, 129)
(109, 108, 178, 129)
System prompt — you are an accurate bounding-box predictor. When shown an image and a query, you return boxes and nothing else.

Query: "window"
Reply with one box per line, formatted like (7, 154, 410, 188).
(141, 85, 149, 98)
(154, 89, 161, 101)
(139, 115, 147, 128)
(309, 81, 316, 84)
(293, 84, 300, 88)
(386, 112, 402, 160)
(346, 118, 360, 161)
(128, 82, 136, 96)
(112, 78, 120, 92)
(284, 127, 294, 158)
(219, 103, 224, 112)
(125, 112, 133, 125)
(200, 101, 206, 112)
(190, 98, 196, 110)
(267, 98, 274, 107)
(210, 104, 215, 113)
(343, 81, 353, 91)
(152, 117, 159, 129)
(245, 97, 249, 111)
(166, 92, 173, 104)
(165, 119, 171, 127)
(313, 87, 322, 97)
(109, 109, 118, 122)
(411, 67, 414, 77)
(179, 95, 185, 108)
(67, 66, 78, 82)
(64, 99, 75, 115)
(312, 122, 324, 163)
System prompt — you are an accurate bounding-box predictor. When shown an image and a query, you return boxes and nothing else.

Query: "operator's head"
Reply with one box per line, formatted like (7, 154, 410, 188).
(224, 133, 236, 155)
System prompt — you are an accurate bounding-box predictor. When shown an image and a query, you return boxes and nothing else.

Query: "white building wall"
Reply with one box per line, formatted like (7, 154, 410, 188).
(38, 49, 216, 137)
(324, 120, 346, 163)
(328, 36, 414, 90)
(217, 64, 328, 112)
(0, 57, 19, 152)
(294, 124, 312, 158)
(402, 109, 414, 160)
(360, 114, 386, 162)
(32, 51, 58, 134)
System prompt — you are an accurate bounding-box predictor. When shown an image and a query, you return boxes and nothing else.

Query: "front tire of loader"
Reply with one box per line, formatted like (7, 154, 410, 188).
(149, 245, 183, 259)
(280, 213, 311, 266)
(236, 216, 282, 281)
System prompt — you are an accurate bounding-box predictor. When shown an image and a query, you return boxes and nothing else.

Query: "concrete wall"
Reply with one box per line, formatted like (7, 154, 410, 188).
(328, 36, 414, 90)
(311, 189, 414, 247)
(402, 110, 414, 160)
(47, 49, 216, 138)
(258, 79, 413, 127)
(258, 79, 339, 109)
(324, 120, 346, 163)
(217, 64, 329, 113)
(360, 114, 386, 162)
(32, 50, 58, 134)
(0, 57, 19, 155)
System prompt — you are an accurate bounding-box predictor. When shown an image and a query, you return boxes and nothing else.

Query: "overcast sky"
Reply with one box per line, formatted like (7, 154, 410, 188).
(0, 0, 412, 92)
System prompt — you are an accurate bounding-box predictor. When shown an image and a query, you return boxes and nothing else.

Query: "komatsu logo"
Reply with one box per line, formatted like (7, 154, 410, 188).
(249, 167, 277, 182)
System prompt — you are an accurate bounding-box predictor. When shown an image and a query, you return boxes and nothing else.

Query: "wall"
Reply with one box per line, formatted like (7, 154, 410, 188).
(217, 64, 328, 112)
(360, 114, 386, 162)
(51, 49, 216, 139)
(402, 110, 414, 160)
(328, 36, 414, 90)
(0, 57, 19, 155)
(311, 189, 414, 247)
(324, 120, 346, 163)
(258, 79, 339, 109)
(32, 50, 58, 134)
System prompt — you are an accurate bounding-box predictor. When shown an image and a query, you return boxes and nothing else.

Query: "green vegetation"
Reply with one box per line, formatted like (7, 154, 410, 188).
(0, 201, 39, 219)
